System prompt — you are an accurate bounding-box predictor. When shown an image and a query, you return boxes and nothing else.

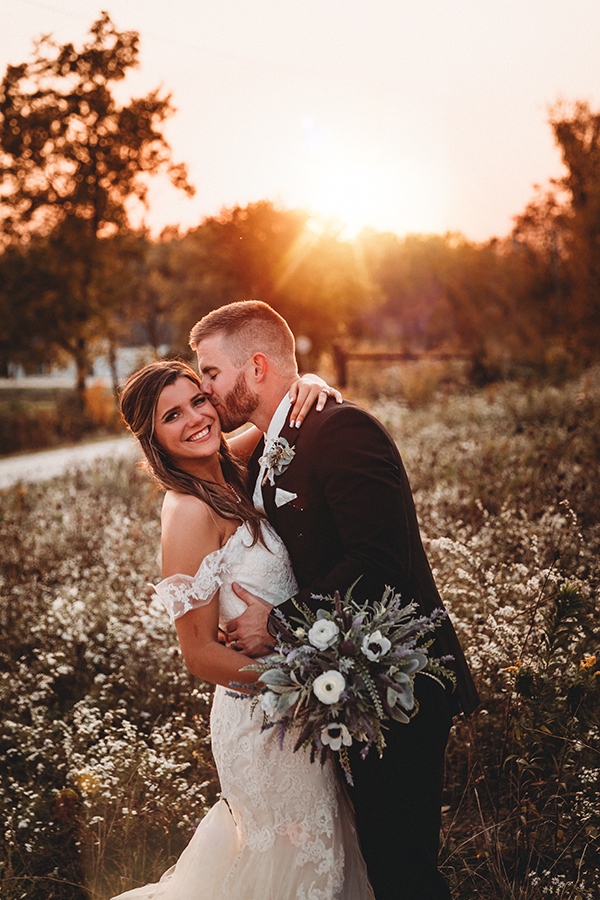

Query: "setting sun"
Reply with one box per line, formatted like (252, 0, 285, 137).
(283, 118, 447, 237)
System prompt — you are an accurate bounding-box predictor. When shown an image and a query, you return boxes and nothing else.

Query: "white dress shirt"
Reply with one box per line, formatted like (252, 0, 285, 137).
(252, 393, 292, 512)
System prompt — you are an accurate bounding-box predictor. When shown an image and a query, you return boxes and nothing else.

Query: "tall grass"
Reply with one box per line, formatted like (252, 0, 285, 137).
(1, 368, 598, 899)
(371, 368, 600, 899)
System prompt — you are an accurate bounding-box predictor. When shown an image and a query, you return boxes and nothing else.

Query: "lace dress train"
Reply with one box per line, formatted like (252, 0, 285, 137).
(111, 523, 373, 900)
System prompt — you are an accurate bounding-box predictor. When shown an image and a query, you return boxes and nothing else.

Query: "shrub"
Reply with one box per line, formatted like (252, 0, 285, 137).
(0, 388, 124, 456)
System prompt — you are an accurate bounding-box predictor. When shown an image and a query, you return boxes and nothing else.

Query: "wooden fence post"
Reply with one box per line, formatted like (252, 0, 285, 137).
(332, 344, 348, 387)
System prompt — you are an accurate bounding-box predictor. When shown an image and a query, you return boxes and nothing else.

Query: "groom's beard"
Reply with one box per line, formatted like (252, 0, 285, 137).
(216, 371, 259, 433)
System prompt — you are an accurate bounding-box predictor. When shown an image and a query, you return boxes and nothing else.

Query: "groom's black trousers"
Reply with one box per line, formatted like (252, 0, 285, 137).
(347, 675, 453, 900)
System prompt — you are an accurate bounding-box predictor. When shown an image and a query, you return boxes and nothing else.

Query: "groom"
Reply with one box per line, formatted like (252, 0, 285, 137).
(190, 300, 479, 900)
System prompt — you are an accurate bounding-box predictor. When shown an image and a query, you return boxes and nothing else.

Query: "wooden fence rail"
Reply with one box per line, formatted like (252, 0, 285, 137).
(332, 344, 467, 387)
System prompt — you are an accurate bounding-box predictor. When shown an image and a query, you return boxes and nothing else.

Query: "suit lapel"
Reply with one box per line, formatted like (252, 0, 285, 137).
(248, 434, 265, 483)
(278, 418, 299, 451)
(263, 480, 276, 520)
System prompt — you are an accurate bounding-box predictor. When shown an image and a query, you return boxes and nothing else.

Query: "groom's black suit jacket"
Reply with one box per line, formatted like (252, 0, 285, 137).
(249, 398, 479, 716)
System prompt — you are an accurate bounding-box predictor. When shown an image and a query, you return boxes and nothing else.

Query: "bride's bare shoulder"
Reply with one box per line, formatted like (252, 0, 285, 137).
(161, 491, 221, 578)
(161, 489, 213, 522)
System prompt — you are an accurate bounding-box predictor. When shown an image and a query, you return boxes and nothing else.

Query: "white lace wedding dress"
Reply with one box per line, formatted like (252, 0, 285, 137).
(112, 521, 373, 900)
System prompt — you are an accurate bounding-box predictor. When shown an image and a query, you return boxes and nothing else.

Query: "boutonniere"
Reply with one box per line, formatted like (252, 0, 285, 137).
(260, 437, 296, 486)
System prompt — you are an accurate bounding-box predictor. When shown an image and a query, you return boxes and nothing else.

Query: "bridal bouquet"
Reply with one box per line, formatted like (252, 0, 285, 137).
(241, 583, 455, 784)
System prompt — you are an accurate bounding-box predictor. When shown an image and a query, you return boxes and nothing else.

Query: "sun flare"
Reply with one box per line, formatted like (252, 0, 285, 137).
(286, 119, 445, 238)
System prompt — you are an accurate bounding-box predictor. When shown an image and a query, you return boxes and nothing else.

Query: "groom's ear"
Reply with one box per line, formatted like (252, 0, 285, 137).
(249, 352, 268, 383)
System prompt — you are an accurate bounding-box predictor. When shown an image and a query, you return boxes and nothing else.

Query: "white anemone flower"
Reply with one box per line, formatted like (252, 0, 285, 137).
(307, 619, 339, 650)
(313, 670, 346, 704)
(321, 722, 352, 751)
(361, 630, 392, 662)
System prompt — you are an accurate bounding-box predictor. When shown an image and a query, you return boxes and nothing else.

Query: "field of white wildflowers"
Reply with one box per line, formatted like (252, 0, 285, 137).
(1, 367, 599, 899)
(0, 466, 217, 899)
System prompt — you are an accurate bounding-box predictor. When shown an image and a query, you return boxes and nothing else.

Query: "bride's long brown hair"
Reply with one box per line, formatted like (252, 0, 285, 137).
(119, 359, 265, 545)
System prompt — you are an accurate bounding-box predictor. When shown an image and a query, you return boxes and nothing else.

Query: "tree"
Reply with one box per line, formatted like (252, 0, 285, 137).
(0, 13, 193, 397)
(355, 230, 459, 348)
(547, 101, 600, 357)
(125, 231, 178, 355)
(0, 238, 69, 377)
(509, 101, 600, 367)
(438, 236, 551, 379)
(157, 201, 374, 362)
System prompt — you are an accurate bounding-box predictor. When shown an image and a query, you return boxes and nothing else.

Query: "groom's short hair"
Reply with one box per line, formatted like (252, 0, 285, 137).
(189, 300, 297, 373)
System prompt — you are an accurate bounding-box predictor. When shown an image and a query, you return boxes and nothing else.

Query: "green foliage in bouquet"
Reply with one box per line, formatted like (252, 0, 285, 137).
(240, 583, 456, 784)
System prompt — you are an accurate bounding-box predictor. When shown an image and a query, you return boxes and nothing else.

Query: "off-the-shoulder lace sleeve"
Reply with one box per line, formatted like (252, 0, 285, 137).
(153, 551, 224, 623)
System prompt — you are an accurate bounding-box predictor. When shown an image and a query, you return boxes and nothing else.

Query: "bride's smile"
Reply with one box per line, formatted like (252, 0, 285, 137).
(154, 376, 222, 472)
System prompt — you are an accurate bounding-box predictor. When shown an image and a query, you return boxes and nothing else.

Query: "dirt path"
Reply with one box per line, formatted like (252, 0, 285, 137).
(0, 437, 140, 490)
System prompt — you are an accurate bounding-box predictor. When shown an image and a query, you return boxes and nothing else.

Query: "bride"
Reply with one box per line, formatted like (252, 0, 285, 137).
(115, 360, 373, 900)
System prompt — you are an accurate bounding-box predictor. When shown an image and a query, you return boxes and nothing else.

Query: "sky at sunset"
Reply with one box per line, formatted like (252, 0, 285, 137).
(3, 0, 600, 241)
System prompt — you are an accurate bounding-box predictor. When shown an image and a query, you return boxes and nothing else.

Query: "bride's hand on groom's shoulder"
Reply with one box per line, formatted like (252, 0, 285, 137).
(289, 375, 342, 428)
(227, 583, 275, 657)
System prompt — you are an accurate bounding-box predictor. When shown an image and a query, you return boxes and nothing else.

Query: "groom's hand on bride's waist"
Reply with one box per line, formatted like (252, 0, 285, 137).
(227, 583, 275, 657)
